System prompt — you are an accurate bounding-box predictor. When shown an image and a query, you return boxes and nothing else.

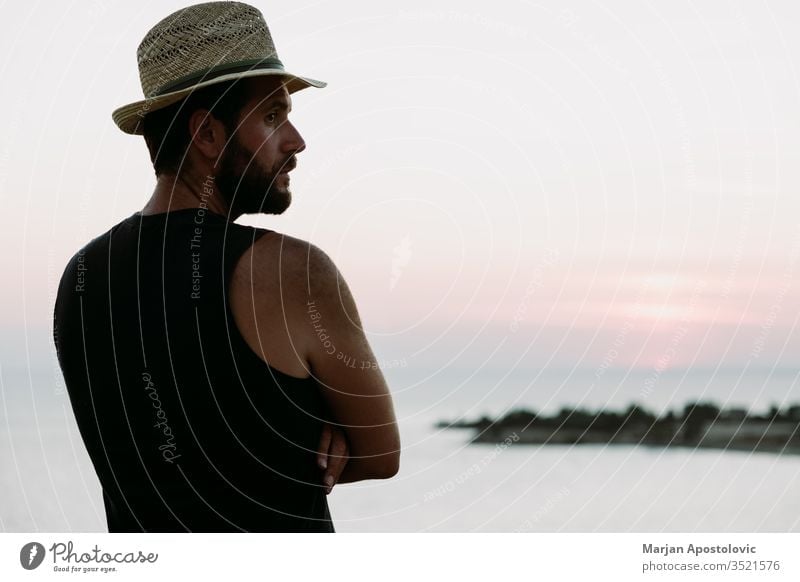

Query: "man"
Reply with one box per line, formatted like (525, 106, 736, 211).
(53, 1, 400, 532)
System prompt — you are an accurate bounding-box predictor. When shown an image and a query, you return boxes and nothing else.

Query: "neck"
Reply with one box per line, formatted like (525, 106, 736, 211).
(142, 170, 235, 219)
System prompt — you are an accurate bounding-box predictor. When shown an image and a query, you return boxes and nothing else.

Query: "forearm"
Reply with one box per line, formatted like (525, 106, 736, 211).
(336, 457, 394, 484)
(316, 403, 399, 484)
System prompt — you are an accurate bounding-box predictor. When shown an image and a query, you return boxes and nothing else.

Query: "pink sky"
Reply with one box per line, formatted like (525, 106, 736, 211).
(3, 0, 800, 375)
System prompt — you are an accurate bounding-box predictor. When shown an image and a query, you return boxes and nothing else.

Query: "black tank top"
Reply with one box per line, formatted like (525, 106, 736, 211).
(53, 208, 334, 532)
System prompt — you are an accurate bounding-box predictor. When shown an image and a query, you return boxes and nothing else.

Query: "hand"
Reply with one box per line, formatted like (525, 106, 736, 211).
(316, 423, 350, 495)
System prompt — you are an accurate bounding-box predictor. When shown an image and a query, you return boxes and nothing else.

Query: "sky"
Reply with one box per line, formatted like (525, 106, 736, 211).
(2, 0, 800, 379)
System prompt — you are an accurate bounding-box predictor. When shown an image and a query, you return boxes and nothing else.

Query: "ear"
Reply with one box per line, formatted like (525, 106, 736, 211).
(187, 108, 227, 161)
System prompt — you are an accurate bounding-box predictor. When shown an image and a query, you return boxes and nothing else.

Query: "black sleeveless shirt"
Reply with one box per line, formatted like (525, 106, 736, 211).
(53, 208, 334, 532)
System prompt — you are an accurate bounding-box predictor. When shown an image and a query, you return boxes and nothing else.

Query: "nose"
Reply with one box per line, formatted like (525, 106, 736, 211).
(283, 120, 306, 154)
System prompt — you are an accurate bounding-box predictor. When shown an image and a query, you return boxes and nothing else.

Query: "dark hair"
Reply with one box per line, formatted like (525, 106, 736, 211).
(141, 79, 253, 176)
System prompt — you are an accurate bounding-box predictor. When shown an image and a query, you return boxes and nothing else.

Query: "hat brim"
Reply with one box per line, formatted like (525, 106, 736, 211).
(111, 69, 326, 135)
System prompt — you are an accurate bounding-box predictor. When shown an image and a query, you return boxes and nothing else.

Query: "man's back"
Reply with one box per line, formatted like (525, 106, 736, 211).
(53, 208, 334, 532)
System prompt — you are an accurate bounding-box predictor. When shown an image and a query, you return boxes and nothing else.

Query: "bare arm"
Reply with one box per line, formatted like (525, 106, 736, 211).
(289, 240, 401, 481)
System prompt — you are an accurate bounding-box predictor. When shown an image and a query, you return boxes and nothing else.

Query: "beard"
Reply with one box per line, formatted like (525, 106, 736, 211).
(215, 134, 292, 218)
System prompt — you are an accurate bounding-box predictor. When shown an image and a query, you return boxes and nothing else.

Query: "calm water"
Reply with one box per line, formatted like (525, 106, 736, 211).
(2, 366, 799, 532)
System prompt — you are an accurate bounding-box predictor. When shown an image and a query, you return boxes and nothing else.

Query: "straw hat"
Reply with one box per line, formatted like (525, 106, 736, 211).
(112, 1, 326, 135)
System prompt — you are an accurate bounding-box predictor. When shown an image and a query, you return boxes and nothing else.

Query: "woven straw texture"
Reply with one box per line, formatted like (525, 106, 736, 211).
(138, 2, 277, 98)
(111, 1, 326, 135)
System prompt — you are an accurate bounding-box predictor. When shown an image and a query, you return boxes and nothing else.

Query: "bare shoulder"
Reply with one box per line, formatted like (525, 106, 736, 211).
(233, 229, 355, 371)
(244, 229, 366, 359)
(246, 230, 342, 298)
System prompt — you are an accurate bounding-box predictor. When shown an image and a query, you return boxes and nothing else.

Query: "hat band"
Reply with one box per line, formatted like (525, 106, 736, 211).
(151, 56, 286, 97)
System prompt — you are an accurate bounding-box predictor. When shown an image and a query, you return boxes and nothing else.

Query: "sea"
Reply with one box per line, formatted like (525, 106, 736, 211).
(2, 363, 799, 532)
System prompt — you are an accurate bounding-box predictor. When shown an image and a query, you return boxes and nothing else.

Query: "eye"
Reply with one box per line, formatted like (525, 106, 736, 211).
(265, 112, 278, 124)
